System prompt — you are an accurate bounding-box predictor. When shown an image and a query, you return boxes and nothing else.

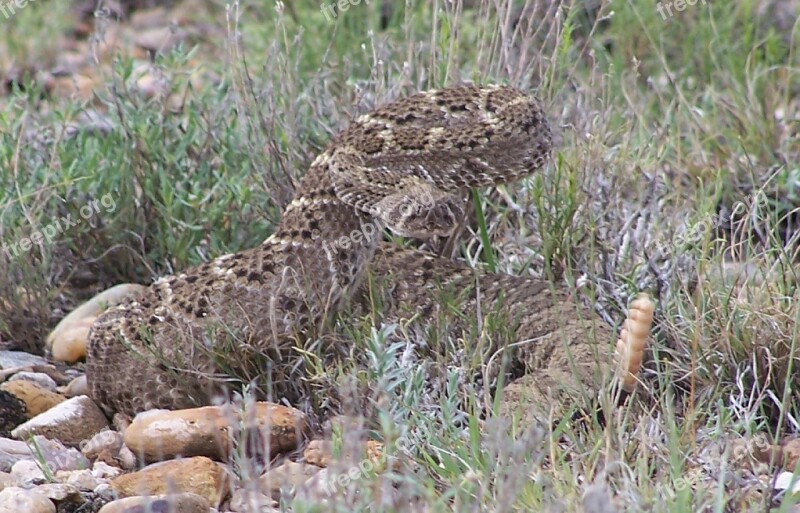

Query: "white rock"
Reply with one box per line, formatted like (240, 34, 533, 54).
(8, 372, 57, 392)
(92, 461, 122, 479)
(0, 472, 16, 491)
(35, 483, 81, 502)
(775, 471, 800, 493)
(0, 351, 49, 370)
(259, 461, 321, 500)
(0, 486, 55, 513)
(97, 492, 210, 513)
(299, 468, 335, 500)
(12, 396, 109, 446)
(10, 460, 46, 486)
(0, 436, 88, 473)
(57, 375, 89, 398)
(59, 469, 101, 491)
(0, 438, 30, 472)
(93, 482, 115, 501)
(116, 446, 136, 471)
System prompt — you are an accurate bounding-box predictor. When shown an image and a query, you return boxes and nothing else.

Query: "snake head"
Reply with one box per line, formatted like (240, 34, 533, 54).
(374, 180, 464, 238)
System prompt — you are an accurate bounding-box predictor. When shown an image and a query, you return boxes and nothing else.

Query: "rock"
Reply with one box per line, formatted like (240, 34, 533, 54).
(228, 488, 277, 512)
(258, 461, 320, 500)
(244, 402, 310, 456)
(0, 351, 49, 370)
(0, 472, 16, 491)
(82, 430, 124, 460)
(124, 402, 308, 463)
(38, 439, 91, 471)
(47, 284, 144, 363)
(112, 414, 131, 433)
(77, 424, 129, 472)
(12, 396, 109, 446)
(0, 366, 72, 387)
(1, 438, 45, 471)
(0, 380, 66, 418)
(116, 446, 137, 471)
(10, 460, 46, 486)
(775, 471, 800, 493)
(123, 407, 228, 463)
(58, 375, 89, 398)
(92, 461, 123, 480)
(35, 483, 82, 502)
(59, 469, 101, 491)
(0, 486, 55, 513)
(112, 456, 229, 507)
(0, 436, 89, 473)
(94, 483, 115, 501)
(299, 468, 335, 500)
(7, 372, 58, 392)
(303, 439, 384, 468)
(97, 492, 210, 513)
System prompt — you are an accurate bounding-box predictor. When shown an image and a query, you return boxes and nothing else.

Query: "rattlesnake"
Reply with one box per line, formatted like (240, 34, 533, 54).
(86, 84, 626, 417)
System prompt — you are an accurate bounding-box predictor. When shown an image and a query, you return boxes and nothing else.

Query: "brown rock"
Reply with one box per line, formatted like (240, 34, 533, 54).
(123, 407, 229, 463)
(245, 403, 310, 455)
(303, 440, 384, 468)
(124, 402, 307, 463)
(12, 396, 109, 447)
(0, 380, 66, 418)
(259, 461, 321, 500)
(97, 492, 209, 513)
(112, 456, 229, 507)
